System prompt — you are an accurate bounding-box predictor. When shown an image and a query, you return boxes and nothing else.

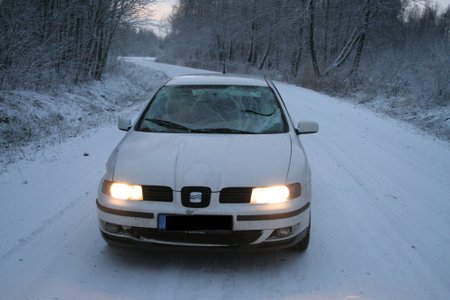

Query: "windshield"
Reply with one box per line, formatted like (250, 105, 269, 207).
(136, 85, 288, 134)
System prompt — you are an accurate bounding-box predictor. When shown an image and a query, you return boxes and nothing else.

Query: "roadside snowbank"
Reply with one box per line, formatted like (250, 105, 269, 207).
(0, 61, 168, 170)
(343, 92, 450, 142)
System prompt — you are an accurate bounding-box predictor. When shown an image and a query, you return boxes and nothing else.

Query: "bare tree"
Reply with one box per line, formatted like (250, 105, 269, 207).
(0, 0, 155, 90)
(308, 0, 321, 77)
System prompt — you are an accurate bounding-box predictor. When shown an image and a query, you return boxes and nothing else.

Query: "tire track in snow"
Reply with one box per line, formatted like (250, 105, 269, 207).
(0, 194, 87, 264)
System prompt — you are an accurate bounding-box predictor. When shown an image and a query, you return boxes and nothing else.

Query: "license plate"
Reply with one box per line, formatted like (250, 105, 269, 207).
(158, 215, 232, 231)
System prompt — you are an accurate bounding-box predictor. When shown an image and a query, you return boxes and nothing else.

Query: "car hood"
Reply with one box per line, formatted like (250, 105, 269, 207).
(113, 131, 292, 191)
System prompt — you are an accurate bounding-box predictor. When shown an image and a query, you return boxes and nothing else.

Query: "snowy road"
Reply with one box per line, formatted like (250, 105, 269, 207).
(1, 59, 450, 299)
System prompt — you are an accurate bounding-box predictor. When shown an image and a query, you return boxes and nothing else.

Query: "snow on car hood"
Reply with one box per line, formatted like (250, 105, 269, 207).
(113, 131, 292, 191)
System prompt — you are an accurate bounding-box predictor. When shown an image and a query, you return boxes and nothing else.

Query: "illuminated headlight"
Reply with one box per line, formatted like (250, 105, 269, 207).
(250, 185, 290, 204)
(107, 182, 143, 200)
(250, 183, 301, 204)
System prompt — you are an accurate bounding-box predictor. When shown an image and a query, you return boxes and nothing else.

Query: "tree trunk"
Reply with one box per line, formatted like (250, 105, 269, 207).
(323, 0, 330, 64)
(324, 26, 362, 75)
(259, 41, 271, 70)
(292, 26, 304, 76)
(351, 1, 371, 75)
(308, 0, 321, 77)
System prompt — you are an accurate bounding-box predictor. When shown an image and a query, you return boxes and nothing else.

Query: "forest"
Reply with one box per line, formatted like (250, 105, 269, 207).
(162, 0, 449, 107)
(0, 0, 154, 90)
(1, 0, 449, 113)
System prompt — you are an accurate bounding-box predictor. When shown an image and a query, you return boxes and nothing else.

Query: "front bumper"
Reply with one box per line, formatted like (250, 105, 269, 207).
(100, 226, 308, 250)
(96, 192, 310, 249)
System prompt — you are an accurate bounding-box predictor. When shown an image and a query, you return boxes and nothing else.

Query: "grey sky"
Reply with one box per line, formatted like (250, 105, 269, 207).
(436, 0, 450, 8)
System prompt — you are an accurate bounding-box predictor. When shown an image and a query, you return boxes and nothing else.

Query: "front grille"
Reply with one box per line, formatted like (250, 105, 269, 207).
(129, 227, 262, 245)
(219, 187, 252, 203)
(142, 185, 173, 202)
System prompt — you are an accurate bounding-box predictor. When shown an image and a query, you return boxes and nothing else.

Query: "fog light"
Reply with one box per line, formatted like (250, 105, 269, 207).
(275, 227, 292, 238)
(105, 222, 121, 234)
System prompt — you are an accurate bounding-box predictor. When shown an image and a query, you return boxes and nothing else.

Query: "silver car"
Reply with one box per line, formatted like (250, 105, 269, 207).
(97, 74, 318, 250)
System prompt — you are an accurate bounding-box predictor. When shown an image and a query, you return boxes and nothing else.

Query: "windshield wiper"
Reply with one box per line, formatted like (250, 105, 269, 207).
(241, 109, 275, 117)
(144, 119, 254, 134)
(145, 118, 192, 132)
(193, 128, 255, 134)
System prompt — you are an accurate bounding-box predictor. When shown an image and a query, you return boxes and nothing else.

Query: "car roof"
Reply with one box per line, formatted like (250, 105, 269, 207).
(165, 74, 268, 87)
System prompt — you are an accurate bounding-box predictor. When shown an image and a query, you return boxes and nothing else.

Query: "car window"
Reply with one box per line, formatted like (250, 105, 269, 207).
(136, 85, 288, 134)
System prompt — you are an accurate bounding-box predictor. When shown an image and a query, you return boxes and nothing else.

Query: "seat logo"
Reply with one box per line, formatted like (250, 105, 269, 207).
(182, 187, 210, 208)
(190, 192, 202, 203)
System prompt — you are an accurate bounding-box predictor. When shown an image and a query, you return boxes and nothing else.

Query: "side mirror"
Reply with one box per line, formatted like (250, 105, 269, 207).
(118, 117, 132, 131)
(297, 121, 319, 134)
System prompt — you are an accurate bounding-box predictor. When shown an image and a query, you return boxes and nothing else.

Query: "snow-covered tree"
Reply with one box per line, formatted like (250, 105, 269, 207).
(0, 0, 155, 90)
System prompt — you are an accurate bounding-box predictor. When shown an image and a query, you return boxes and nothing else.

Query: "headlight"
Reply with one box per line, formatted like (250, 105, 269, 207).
(250, 183, 301, 204)
(250, 185, 290, 204)
(107, 182, 143, 200)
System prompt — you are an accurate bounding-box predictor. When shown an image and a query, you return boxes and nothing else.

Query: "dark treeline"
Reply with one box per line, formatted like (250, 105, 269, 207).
(0, 0, 153, 90)
(162, 0, 450, 104)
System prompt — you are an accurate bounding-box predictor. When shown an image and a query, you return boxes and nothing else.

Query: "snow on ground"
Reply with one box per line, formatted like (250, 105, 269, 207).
(1, 59, 450, 299)
(0, 60, 168, 171)
(125, 56, 216, 78)
(344, 92, 450, 142)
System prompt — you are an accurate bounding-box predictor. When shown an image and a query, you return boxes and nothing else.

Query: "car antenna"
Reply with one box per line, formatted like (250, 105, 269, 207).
(222, 62, 226, 74)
